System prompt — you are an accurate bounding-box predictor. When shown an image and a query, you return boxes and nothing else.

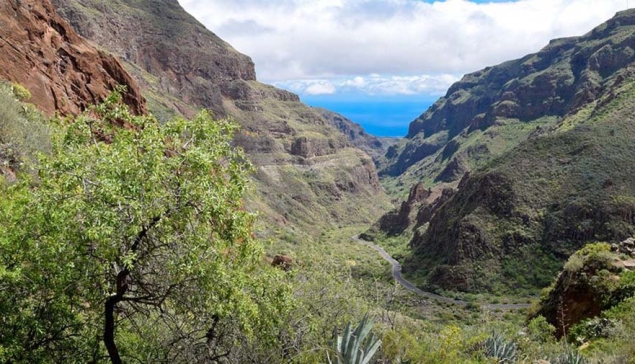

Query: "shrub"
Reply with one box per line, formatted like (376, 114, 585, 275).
(564, 254, 584, 272)
(10, 83, 31, 101)
(0, 84, 50, 170)
(569, 317, 615, 345)
(576, 243, 611, 258)
(527, 316, 556, 343)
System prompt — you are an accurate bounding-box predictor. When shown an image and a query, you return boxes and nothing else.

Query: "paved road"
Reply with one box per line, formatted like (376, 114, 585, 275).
(353, 236, 532, 310)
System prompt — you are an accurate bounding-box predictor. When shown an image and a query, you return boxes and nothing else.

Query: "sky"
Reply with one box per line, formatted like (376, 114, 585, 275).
(178, 0, 631, 136)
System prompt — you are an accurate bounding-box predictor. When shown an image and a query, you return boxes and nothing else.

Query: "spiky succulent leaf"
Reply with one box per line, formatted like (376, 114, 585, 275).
(553, 350, 588, 364)
(485, 333, 517, 363)
(329, 314, 382, 364)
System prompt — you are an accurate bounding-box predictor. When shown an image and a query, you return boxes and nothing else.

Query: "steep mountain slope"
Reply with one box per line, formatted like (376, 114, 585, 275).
(52, 0, 253, 119)
(388, 9, 635, 294)
(379, 9, 635, 196)
(314, 107, 396, 160)
(51, 0, 391, 240)
(0, 0, 145, 116)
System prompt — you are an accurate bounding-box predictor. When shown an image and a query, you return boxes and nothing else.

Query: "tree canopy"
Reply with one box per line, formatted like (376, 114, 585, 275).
(0, 91, 290, 363)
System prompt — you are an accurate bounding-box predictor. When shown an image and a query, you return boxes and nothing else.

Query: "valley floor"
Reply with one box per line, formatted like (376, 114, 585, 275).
(280, 225, 635, 363)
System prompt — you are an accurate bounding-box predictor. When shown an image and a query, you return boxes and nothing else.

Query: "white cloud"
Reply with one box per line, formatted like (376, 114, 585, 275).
(274, 74, 460, 96)
(178, 0, 631, 95)
(304, 82, 337, 95)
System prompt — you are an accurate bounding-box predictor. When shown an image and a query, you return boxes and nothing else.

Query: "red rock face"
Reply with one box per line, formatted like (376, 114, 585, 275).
(52, 0, 258, 118)
(0, 0, 146, 116)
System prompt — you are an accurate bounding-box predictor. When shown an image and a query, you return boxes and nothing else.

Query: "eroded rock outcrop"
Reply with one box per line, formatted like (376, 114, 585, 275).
(385, 183, 430, 234)
(0, 0, 145, 116)
(534, 242, 635, 338)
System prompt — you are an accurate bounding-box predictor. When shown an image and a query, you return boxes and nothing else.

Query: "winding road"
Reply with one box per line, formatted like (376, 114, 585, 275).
(353, 236, 532, 310)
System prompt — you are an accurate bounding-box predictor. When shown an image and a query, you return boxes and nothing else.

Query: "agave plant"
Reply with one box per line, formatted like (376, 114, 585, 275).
(553, 350, 588, 364)
(484, 333, 517, 363)
(328, 314, 382, 364)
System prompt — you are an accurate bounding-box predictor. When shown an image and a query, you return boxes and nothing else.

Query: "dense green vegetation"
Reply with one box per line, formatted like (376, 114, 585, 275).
(4, 2, 635, 360)
(0, 82, 633, 364)
(0, 90, 291, 362)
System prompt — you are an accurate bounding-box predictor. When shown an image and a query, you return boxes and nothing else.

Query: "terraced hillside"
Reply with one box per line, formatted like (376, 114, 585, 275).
(51, 0, 392, 242)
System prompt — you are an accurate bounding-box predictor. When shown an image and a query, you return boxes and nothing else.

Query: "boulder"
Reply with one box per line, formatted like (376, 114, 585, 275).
(271, 255, 293, 271)
(611, 237, 635, 256)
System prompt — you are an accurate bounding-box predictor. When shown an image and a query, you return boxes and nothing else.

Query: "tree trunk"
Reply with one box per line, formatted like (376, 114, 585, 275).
(104, 295, 122, 364)
(103, 218, 160, 363)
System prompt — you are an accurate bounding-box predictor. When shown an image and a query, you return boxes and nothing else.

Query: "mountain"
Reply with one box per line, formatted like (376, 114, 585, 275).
(51, 0, 254, 119)
(0, 0, 145, 116)
(379, 9, 635, 195)
(313, 107, 398, 160)
(380, 9, 635, 294)
(50, 0, 391, 241)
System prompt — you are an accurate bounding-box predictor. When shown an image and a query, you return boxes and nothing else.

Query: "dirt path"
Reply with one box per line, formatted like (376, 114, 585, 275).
(353, 236, 532, 310)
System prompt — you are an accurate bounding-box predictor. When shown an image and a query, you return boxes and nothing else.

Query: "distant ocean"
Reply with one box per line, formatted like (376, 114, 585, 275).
(301, 95, 437, 137)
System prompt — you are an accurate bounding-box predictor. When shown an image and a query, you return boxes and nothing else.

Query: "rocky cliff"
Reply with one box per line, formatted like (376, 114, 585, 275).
(386, 9, 635, 294)
(533, 242, 635, 338)
(52, 0, 255, 119)
(0, 0, 145, 116)
(380, 9, 635, 193)
(51, 0, 391, 240)
(314, 107, 393, 160)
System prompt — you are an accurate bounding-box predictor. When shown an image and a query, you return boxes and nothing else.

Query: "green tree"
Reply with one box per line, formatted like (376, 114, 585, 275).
(0, 91, 290, 363)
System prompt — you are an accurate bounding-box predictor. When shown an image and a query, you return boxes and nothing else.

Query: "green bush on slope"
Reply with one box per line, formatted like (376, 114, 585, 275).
(10, 83, 31, 101)
(0, 83, 50, 173)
